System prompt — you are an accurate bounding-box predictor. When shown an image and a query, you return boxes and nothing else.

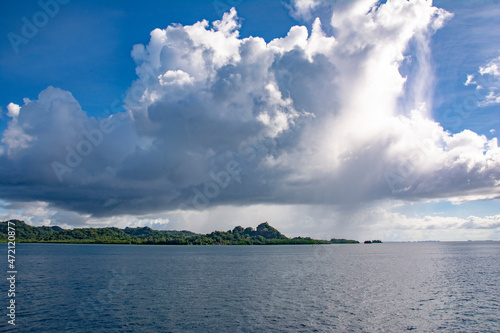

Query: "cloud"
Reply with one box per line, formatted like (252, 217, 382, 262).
(356, 206, 500, 241)
(0, 200, 56, 227)
(1, 119, 35, 158)
(0, 1, 498, 230)
(288, 0, 322, 21)
(370, 208, 500, 231)
(158, 70, 194, 86)
(465, 55, 500, 106)
(6, 103, 20, 118)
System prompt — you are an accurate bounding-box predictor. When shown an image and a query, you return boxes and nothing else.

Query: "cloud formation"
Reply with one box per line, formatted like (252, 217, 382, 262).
(288, 0, 321, 21)
(465, 55, 500, 106)
(0, 1, 498, 231)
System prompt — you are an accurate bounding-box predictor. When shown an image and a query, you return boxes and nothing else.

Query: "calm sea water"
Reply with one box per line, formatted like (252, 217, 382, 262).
(1, 242, 500, 332)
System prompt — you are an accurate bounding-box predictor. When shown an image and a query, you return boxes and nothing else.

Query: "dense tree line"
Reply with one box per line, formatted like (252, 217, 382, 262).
(0, 220, 359, 245)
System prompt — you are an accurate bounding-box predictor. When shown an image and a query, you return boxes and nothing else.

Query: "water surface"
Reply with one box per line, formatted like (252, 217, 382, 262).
(2, 242, 500, 332)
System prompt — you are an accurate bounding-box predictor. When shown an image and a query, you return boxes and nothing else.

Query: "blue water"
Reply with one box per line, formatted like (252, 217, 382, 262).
(1, 242, 500, 332)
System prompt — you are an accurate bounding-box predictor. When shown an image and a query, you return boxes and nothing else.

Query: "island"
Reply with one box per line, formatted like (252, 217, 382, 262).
(0, 220, 359, 245)
(364, 240, 383, 244)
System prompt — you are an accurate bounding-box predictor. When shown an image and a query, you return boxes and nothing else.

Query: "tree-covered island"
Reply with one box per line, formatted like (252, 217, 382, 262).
(0, 220, 359, 245)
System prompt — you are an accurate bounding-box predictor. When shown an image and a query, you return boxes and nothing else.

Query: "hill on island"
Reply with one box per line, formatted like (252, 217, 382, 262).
(0, 220, 359, 245)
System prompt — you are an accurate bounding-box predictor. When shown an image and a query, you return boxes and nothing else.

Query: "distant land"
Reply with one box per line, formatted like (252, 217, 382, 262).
(0, 220, 359, 245)
(363, 240, 383, 244)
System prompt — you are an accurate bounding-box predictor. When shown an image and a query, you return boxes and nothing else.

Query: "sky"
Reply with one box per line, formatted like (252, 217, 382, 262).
(0, 0, 499, 242)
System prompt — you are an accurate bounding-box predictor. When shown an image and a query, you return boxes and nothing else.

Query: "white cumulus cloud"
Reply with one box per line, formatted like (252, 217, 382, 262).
(6, 103, 20, 118)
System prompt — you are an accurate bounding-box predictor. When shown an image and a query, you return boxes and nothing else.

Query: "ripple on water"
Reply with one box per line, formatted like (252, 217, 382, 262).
(6, 242, 500, 332)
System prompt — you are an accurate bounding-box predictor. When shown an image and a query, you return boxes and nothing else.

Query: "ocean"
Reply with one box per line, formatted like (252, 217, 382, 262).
(2, 242, 500, 332)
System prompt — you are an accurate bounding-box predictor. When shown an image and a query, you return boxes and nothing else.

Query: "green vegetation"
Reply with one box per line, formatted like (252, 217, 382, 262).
(364, 240, 383, 244)
(0, 220, 359, 245)
(330, 238, 359, 244)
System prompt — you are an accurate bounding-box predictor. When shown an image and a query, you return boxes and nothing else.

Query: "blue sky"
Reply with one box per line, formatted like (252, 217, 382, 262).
(0, 0, 499, 241)
(431, 0, 500, 136)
